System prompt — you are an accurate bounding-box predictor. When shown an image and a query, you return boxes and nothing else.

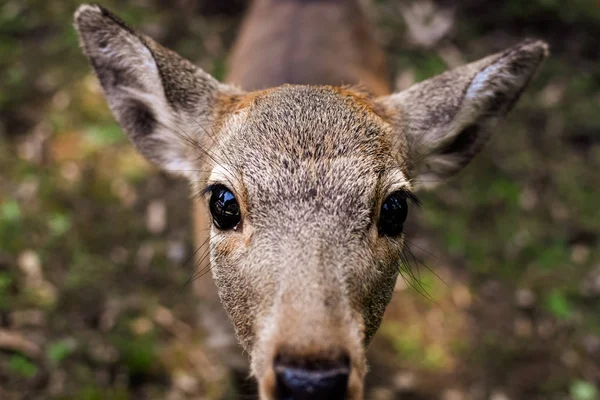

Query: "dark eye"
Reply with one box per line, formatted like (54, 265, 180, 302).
(209, 185, 241, 230)
(378, 191, 409, 237)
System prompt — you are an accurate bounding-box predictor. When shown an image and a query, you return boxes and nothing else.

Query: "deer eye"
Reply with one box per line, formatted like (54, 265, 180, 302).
(378, 191, 409, 237)
(209, 185, 241, 230)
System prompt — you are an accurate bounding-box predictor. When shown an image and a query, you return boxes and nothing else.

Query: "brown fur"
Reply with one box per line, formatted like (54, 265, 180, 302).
(74, 2, 548, 398)
(227, 0, 391, 95)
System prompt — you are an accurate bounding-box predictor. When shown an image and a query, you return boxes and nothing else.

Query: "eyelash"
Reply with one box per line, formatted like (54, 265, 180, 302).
(402, 190, 421, 207)
(201, 183, 225, 197)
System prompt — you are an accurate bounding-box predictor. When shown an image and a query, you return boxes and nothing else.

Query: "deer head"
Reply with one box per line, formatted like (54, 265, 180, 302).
(74, 4, 547, 399)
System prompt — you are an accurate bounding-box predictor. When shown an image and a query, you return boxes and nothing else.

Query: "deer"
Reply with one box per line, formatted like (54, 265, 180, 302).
(73, 1, 548, 399)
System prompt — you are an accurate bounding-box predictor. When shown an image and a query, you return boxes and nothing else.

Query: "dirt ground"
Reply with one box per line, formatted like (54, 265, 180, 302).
(0, 0, 599, 399)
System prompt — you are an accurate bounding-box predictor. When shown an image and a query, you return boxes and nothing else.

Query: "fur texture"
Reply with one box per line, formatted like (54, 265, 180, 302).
(376, 39, 549, 188)
(74, 2, 548, 398)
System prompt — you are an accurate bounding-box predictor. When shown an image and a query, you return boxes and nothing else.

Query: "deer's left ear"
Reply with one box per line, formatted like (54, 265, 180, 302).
(376, 39, 548, 190)
(74, 4, 243, 180)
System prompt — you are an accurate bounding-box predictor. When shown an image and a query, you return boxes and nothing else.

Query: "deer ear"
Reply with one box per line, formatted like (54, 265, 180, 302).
(74, 4, 241, 178)
(377, 39, 548, 190)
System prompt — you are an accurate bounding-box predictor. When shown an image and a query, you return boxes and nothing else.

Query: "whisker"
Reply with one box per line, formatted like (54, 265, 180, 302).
(178, 118, 244, 189)
(183, 237, 211, 288)
(397, 243, 437, 303)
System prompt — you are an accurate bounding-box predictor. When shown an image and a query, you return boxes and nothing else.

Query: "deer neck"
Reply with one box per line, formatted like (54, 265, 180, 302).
(226, 0, 391, 96)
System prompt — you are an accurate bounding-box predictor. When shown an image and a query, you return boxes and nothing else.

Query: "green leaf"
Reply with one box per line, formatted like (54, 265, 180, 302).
(114, 333, 156, 377)
(48, 213, 72, 237)
(570, 380, 598, 400)
(84, 123, 125, 148)
(545, 289, 572, 319)
(1, 200, 21, 222)
(47, 340, 74, 363)
(9, 354, 38, 378)
(0, 272, 14, 309)
(537, 240, 569, 270)
(0, 272, 13, 291)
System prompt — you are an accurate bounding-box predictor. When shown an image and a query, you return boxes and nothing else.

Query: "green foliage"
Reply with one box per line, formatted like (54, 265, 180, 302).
(48, 212, 72, 238)
(84, 123, 126, 148)
(380, 321, 451, 371)
(571, 380, 599, 400)
(0, 200, 23, 253)
(212, 57, 228, 82)
(75, 386, 131, 400)
(381, 322, 423, 363)
(0, 272, 14, 310)
(412, 53, 448, 82)
(505, 0, 600, 22)
(545, 289, 573, 319)
(9, 355, 38, 378)
(1, 200, 21, 222)
(114, 333, 157, 377)
(47, 340, 75, 364)
(537, 240, 570, 270)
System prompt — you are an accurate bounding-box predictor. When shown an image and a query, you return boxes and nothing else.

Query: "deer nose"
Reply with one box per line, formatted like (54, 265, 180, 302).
(274, 354, 350, 400)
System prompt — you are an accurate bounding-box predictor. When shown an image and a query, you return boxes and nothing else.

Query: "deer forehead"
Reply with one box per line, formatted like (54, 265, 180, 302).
(208, 86, 411, 216)
(217, 85, 398, 158)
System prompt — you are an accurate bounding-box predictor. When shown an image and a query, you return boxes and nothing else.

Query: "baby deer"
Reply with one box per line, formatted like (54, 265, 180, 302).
(74, 1, 548, 399)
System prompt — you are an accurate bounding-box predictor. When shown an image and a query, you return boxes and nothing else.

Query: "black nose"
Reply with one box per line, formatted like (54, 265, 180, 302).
(274, 355, 350, 400)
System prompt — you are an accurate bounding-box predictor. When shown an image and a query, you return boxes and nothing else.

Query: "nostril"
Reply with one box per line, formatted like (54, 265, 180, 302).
(274, 353, 350, 400)
(276, 367, 349, 400)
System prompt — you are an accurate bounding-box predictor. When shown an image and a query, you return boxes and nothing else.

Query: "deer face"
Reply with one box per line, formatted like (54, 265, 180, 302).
(74, 5, 547, 399)
(205, 86, 413, 398)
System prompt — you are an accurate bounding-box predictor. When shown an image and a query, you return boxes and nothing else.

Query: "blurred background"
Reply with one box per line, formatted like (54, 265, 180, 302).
(1, 0, 599, 399)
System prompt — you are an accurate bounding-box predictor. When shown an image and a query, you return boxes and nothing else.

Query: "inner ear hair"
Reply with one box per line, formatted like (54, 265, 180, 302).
(74, 4, 243, 179)
(377, 39, 549, 189)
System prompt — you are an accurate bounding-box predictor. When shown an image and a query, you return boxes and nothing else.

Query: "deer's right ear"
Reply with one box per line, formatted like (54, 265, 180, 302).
(74, 5, 242, 179)
(376, 40, 548, 190)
